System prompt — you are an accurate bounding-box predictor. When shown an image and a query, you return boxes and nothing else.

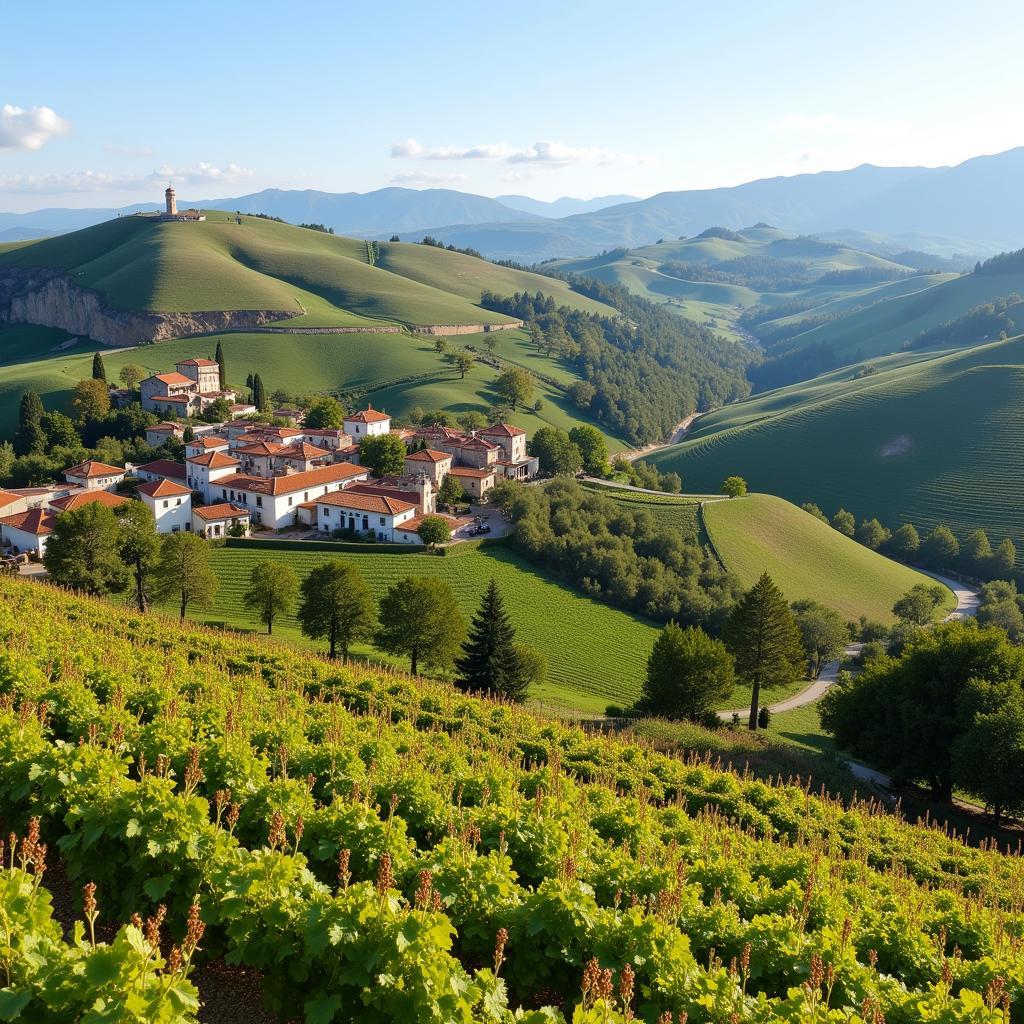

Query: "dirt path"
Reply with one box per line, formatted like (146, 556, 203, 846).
(620, 412, 702, 462)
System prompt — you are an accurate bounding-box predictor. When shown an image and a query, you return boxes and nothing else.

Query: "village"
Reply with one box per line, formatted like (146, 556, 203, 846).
(0, 355, 539, 557)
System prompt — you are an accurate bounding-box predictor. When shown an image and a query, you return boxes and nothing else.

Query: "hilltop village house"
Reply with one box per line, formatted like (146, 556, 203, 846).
(140, 359, 240, 418)
(5, 403, 542, 557)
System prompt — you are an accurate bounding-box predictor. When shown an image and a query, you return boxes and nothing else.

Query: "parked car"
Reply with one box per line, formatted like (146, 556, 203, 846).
(477, 523, 491, 534)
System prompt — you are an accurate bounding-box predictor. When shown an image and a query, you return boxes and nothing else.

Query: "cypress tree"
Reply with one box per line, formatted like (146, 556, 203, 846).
(15, 390, 46, 456)
(455, 579, 527, 701)
(92, 352, 107, 382)
(723, 572, 805, 730)
(246, 372, 254, 390)
(252, 373, 268, 411)
(214, 340, 227, 390)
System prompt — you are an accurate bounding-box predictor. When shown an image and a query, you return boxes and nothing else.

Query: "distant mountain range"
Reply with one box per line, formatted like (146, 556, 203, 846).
(1, 148, 1021, 259)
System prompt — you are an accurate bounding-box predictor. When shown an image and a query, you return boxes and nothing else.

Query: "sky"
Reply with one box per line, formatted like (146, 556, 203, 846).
(2, 0, 1023, 212)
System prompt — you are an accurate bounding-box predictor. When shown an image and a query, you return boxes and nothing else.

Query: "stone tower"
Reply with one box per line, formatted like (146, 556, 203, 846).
(165, 184, 177, 216)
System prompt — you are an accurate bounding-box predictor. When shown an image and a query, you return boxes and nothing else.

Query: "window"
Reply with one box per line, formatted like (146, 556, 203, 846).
(256, 496, 262, 507)
(379, 517, 385, 526)
(171, 525, 180, 533)
(288, 497, 293, 506)
(162, 500, 169, 509)
(176, 499, 182, 506)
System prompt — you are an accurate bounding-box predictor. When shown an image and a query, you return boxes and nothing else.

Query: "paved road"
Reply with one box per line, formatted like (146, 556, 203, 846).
(717, 573, 981, 721)
(620, 413, 702, 462)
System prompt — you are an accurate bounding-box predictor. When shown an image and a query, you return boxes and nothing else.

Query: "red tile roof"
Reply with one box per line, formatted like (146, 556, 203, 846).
(399, 513, 461, 533)
(193, 503, 250, 522)
(152, 372, 193, 385)
(0, 490, 24, 510)
(50, 491, 127, 512)
(348, 482, 422, 504)
(148, 422, 183, 433)
(188, 436, 229, 450)
(176, 358, 218, 367)
(233, 442, 286, 457)
(0, 508, 56, 536)
(479, 422, 526, 437)
(345, 405, 390, 424)
(134, 460, 188, 482)
(64, 460, 124, 479)
(405, 448, 452, 463)
(136, 479, 192, 499)
(317, 490, 416, 515)
(186, 451, 240, 468)
(278, 442, 331, 459)
(450, 466, 495, 479)
(217, 463, 366, 496)
(153, 395, 191, 404)
(458, 436, 499, 451)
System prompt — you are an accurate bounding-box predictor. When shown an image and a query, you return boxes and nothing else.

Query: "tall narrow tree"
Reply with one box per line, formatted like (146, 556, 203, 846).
(723, 572, 805, 730)
(116, 501, 161, 613)
(92, 352, 107, 382)
(252, 373, 268, 412)
(298, 560, 375, 658)
(15, 391, 46, 456)
(214, 340, 227, 390)
(455, 579, 527, 701)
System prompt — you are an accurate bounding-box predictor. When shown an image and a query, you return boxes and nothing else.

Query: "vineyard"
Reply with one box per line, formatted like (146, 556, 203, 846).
(0, 577, 1022, 1023)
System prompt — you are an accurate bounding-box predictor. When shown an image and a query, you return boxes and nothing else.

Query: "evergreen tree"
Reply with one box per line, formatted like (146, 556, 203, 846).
(455, 579, 527, 701)
(252, 373, 268, 412)
(15, 391, 46, 456)
(44, 503, 127, 596)
(246, 372, 254, 390)
(214, 340, 227, 390)
(723, 572, 805, 730)
(639, 622, 734, 721)
(92, 351, 107, 382)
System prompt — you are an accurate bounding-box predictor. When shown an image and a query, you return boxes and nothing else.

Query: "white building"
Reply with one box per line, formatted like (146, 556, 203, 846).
(0, 508, 55, 556)
(300, 427, 351, 452)
(137, 479, 192, 533)
(213, 462, 369, 529)
(185, 435, 230, 460)
(185, 451, 240, 503)
(145, 422, 185, 447)
(133, 460, 189, 486)
(192, 503, 251, 539)
(314, 490, 417, 541)
(344, 404, 391, 438)
(64, 460, 125, 493)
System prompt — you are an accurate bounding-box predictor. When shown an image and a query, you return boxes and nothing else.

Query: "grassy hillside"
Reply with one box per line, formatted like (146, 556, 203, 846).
(0, 212, 614, 327)
(648, 334, 1024, 539)
(194, 540, 660, 713)
(702, 494, 952, 622)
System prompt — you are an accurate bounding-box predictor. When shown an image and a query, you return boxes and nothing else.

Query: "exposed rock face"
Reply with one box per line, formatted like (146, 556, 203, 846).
(413, 321, 522, 336)
(0, 268, 300, 346)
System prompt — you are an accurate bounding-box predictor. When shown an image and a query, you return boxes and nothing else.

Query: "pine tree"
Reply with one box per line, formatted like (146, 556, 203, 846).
(214, 340, 227, 390)
(455, 579, 527, 701)
(252, 373, 268, 412)
(723, 572, 805, 730)
(92, 352, 107, 382)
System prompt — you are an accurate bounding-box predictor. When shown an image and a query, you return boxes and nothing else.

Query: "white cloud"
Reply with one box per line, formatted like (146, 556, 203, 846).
(0, 104, 71, 151)
(149, 162, 254, 185)
(391, 170, 469, 187)
(0, 170, 142, 194)
(390, 138, 650, 167)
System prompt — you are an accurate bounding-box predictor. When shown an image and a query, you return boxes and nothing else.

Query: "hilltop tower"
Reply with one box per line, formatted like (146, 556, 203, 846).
(165, 184, 177, 216)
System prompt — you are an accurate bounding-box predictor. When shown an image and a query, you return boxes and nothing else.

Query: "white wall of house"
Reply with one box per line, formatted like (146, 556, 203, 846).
(316, 501, 416, 541)
(65, 471, 124, 493)
(141, 493, 192, 534)
(0, 524, 48, 556)
(343, 415, 390, 437)
(214, 475, 368, 529)
(186, 463, 238, 503)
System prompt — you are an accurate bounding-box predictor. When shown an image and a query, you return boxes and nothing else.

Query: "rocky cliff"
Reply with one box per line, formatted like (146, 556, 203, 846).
(0, 268, 300, 345)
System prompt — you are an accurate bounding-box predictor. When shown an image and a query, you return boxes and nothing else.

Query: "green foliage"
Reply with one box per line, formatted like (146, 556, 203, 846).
(417, 515, 452, 549)
(297, 560, 376, 659)
(243, 559, 299, 635)
(723, 572, 805, 730)
(568, 425, 609, 476)
(855, 517, 890, 551)
(44, 502, 127, 596)
(358, 432, 407, 477)
(214, 339, 227, 390)
(952, 690, 1024, 823)
(529, 426, 582, 476)
(888, 523, 920, 559)
(455, 579, 529, 702)
(791, 599, 851, 678)
(437, 473, 466, 508)
(15, 390, 45, 456)
(92, 350, 107, 382)
(831, 508, 855, 537)
(252, 372, 268, 412)
(720, 476, 748, 498)
(304, 395, 345, 429)
(494, 366, 535, 411)
(921, 525, 960, 567)
(152, 532, 218, 620)
(201, 396, 233, 423)
(116, 500, 161, 613)
(892, 583, 948, 626)
(638, 622, 735, 721)
(377, 575, 466, 676)
(72, 378, 111, 425)
(119, 362, 146, 391)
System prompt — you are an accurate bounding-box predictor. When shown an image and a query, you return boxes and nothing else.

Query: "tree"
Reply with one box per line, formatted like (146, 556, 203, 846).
(72, 379, 111, 425)
(119, 363, 146, 392)
(202, 397, 233, 423)
(182, 425, 195, 444)
(455, 579, 528, 701)
(514, 644, 547, 691)
(831, 508, 855, 537)
(568, 425, 609, 476)
(921, 524, 959, 567)
(888, 523, 920, 560)
(0, 442, 14, 482)
(92, 352, 107, 382)
(791, 600, 850, 678)
(116, 500, 160, 613)
(638, 622, 735, 721)
(892, 583, 947, 625)
(855, 518, 890, 551)
(567, 381, 596, 410)
(494, 367, 534, 411)
(358, 433, 407, 477)
(961, 528, 992, 575)
(44, 503, 127, 596)
(298, 560, 375, 659)
(800, 503, 828, 523)
(821, 622, 1024, 801)
(152, 532, 218, 620)
(252, 373, 269, 412)
(451, 349, 474, 379)
(456, 411, 488, 433)
(377, 576, 465, 676)
(992, 537, 1016, 576)
(417, 515, 451, 549)
(15, 391, 46, 456)
(433, 337, 447, 354)
(243, 560, 299, 635)
(723, 572, 804, 730)
(952, 691, 1024, 824)
(214, 340, 227, 390)
(41, 411, 79, 449)
(720, 476, 747, 498)
(304, 396, 345, 429)
(528, 427, 582, 476)
(437, 473, 466, 509)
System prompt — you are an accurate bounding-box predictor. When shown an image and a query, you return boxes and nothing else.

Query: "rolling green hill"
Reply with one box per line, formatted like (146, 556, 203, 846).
(647, 333, 1024, 539)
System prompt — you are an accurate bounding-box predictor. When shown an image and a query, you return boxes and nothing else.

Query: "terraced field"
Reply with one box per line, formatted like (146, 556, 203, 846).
(580, 483, 708, 538)
(195, 540, 662, 713)
(648, 334, 1024, 540)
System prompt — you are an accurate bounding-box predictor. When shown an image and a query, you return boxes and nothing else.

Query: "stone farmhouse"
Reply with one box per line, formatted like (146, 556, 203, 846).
(140, 359, 239, 417)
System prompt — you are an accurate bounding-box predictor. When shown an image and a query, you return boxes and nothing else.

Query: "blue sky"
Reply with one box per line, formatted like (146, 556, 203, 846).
(2, 0, 1022, 211)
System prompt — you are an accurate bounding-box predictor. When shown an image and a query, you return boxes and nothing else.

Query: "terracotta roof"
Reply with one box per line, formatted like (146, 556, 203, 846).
(416, 425, 468, 441)
(233, 442, 286, 457)
(0, 509, 55, 536)
(399, 513, 461, 533)
(317, 490, 416, 515)
(302, 428, 348, 438)
(405, 448, 452, 464)
(188, 436, 229, 450)
(278, 441, 331, 459)
(479, 422, 526, 437)
(450, 466, 495, 478)
(148, 422, 183, 433)
(152, 394, 191, 404)
(0, 490, 24, 510)
(136, 479, 192, 499)
(193, 503, 250, 522)
(348, 482, 421, 504)
(134, 460, 187, 482)
(176, 358, 218, 367)
(65, 460, 123, 479)
(50, 491, 127, 512)
(218, 463, 366, 496)
(458, 436, 499, 451)
(152, 372, 193, 386)
(345, 406, 390, 424)
(186, 451, 240, 468)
